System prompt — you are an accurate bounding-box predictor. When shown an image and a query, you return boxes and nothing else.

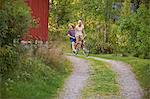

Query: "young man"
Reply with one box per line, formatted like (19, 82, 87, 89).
(67, 24, 76, 53)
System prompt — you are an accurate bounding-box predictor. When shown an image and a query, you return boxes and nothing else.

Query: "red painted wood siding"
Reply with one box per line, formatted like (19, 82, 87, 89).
(25, 0, 49, 42)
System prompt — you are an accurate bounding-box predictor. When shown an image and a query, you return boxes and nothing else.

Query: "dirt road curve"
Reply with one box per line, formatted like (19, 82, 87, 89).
(89, 56, 143, 99)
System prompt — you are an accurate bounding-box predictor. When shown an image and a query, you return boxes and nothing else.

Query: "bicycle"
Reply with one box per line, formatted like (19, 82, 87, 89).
(73, 35, 90, 57)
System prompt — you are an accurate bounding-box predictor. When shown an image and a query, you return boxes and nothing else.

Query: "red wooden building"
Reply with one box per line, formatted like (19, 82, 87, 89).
(23, 0, 49, 42)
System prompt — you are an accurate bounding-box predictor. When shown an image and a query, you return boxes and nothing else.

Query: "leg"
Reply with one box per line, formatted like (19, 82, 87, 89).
(75, 35, 79, 49)
(80, 35, 84, 41)
(71, 42, 76, 51)
(79, 35, 84, 48)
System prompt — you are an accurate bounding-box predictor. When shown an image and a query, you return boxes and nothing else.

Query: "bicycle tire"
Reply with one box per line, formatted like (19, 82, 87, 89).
(82, 47, 90, 57)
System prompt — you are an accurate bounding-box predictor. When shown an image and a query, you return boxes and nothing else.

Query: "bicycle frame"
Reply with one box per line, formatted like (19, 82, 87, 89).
(74, 36, 90, 56)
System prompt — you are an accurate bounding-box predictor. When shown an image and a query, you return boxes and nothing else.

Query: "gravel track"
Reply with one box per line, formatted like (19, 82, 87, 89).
(58, 56, 90, 99)
(89, 56, 143, 99)
(58, 56, 143, 99)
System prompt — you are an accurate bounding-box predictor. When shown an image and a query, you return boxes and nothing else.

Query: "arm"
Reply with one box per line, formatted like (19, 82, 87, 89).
(82, 25, 87, 38)
(67, 34, 75, 39)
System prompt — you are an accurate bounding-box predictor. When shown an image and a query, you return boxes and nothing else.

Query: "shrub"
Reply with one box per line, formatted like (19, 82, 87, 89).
(0, 0, 32, 81)
(0, 46, 20, 79)
(94, 42, 113, 54)
(0, 0, 32, 46)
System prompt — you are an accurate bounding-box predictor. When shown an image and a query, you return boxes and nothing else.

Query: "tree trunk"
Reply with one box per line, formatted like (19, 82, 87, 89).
(103, 0, 112, 43)
(104, 23, 109, 43)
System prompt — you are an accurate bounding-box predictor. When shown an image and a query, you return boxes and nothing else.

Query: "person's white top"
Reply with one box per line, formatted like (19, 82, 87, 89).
(75, 24, 84, 36)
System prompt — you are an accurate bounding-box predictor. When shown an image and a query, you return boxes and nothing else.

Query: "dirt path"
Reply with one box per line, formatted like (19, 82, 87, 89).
(89, 56, 144, 99)
(58, 56, 90, 99)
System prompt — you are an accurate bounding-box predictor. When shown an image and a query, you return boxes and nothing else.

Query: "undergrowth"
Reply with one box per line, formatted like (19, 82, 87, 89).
(0, 45, 72, 99)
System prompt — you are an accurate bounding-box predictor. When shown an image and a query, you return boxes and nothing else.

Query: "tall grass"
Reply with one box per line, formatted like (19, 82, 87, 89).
(0, 44, 72, 99)
(36, 44, 72, 73)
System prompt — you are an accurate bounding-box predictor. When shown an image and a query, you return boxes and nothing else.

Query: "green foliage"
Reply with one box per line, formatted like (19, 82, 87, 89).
(119, 5, 150, 58)
(0, 0, 32, 46)
(48, 16, 66, 41)
(0, 0, 32, 85)
(109, 24, 129, 54)
(121, 0, 131, 17)
(51, 0, 73, 25)
(48, 0, 73, 41)
(0, 46, 20, 79)
(1, 57, 71, 98)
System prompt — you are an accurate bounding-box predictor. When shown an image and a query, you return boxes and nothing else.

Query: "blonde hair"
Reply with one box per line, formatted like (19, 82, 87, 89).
(78, 20, 82, 24)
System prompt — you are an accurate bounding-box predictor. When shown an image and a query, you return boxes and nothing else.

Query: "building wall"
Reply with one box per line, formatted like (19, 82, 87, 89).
(24, 0, 49, 42)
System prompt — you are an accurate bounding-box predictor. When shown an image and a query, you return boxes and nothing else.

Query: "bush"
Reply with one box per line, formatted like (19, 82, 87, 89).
(94, 42, 113, 54)
(0, 0, 32, 46)
(0, 46, 21, 79)
(0, 0, 32, 80)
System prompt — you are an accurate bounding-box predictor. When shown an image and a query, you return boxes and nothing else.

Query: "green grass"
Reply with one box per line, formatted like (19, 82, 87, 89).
(82, 58, 120, 98)
(92, 54, 150, 98)
(1, 58, 72, 99)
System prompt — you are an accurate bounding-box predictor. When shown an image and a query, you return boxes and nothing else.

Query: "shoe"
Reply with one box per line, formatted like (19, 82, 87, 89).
(73, 50, 76, 54)
(72, 50, 77, 55)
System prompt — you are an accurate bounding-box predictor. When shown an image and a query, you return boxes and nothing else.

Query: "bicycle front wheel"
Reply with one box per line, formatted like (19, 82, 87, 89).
(82, 47, 90, 57)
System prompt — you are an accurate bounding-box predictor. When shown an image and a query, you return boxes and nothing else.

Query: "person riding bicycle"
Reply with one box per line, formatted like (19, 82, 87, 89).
(75, 20, 85, 48)
(73, 20, 89, 56)
(67, 24, 76, 53)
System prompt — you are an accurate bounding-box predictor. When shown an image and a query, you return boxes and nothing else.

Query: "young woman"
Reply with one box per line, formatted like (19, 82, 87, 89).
(75, 20, 84, 46)
(67, 24, 76, 53)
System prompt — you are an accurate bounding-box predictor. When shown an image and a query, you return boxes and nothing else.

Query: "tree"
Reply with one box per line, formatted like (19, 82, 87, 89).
(104, 0, 113, 43)
(121, 0, 131, 17)
(51, 0, 73, 26)
(119, 4, 150, 58)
